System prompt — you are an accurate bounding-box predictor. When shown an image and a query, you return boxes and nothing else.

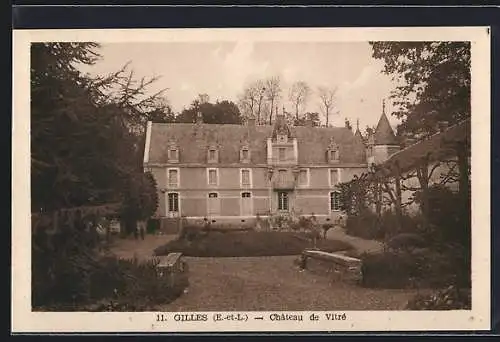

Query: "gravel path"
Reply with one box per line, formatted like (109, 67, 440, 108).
(326, 228, 384, 254)
(108, 234, 176, 261)
(110, 233, 418, 311)
(160, 256, 421, 311)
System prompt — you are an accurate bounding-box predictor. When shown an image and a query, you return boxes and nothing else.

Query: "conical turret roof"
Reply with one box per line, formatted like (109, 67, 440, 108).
(353, 118, 364, 143)
(373, 111, 398, 145)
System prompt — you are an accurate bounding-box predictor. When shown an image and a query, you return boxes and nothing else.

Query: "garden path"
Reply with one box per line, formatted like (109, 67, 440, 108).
(325, 227, 384, 254)
(159, 256, 420, 311)
(109, 233, 418, 311)
(108, 233, 176, 261)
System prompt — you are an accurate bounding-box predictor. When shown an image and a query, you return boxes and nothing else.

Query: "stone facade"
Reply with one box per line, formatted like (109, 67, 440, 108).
(143, 110, 399, 225)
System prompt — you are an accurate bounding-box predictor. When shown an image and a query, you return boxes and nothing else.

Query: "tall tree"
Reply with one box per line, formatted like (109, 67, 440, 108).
(370, 42, 470, 140)
(317, 86, 338, 127)
(31, 42, 164, 215)
(146, 97, 176, 123)
(288, 81, 311, 121)
(238, 80, 266, 123)
(177, 98, 242, 124)
(265, 76, 282, 125)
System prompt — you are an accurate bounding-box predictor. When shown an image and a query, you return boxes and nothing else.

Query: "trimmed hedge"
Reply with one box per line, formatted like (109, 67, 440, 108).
(154, 231, 354, 257)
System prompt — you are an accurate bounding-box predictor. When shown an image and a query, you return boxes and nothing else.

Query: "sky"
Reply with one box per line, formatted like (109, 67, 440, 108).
(78, 41, 401, 131)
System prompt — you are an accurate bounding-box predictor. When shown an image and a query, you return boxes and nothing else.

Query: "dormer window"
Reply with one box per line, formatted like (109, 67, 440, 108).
(168, 148, 179, 161)
(240, 146, 250, 163)
(167, 141, 179, 163)
(207, 146, 219, 163)
(327, 138, 340, 164)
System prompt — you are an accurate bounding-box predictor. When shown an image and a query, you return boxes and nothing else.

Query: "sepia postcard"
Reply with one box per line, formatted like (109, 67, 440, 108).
(12, 26, 491, 333)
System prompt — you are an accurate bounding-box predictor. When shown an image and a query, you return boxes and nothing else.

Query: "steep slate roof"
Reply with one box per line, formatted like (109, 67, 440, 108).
(147, 123, 367, 165)
(373, 112, 398, 146)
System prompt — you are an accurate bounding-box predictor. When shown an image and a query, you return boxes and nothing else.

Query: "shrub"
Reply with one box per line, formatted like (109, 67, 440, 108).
(406, 285, 471, 310)
(179, 224, 205, 241)
(147, 218, 160, 234)
(386, 233, 427, 251)
(417, 184, 470, 249)
(361, 250, 420, 288)
(153, 231, 353, 257)
(32, 225, 185, 311)
(361, 248, 470, 289)
(346, 209, 422, 241)
(345, 210, 381, 240)
(34, 255, 186, 311)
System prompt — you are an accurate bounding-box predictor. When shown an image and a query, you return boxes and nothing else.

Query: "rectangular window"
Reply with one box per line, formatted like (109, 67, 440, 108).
(241, 169, 251, 186)
(168, 193, 179, 212)
(330, 169, 339, 186)
(330, 191, 341, 211)
(208, 169, 218, 185)
(207, 192, 220, 216)
(278, 191, 289, 211)
(278, 147, 286, 161)
(329, 149, 339, 161)
(169, 149, 178, 160)
(168, 169, 178, 187)
(242, 149, 249, 160)
(209, 149, 216, 161)
(242, 192, 251, 198)
(278, 169, 287, 183)
(298, 169, 308, 186)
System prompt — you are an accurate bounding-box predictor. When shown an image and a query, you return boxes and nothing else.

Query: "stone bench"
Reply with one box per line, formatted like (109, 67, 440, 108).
(300, 249, 362, 283)
(156, 253, 189, 289)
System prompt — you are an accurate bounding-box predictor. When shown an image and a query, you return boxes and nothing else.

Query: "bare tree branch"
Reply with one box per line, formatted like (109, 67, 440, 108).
(317, 86, 338, 127)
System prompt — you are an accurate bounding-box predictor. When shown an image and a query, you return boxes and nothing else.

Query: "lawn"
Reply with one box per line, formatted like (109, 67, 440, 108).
(153, 231, 353, 257)
(160, 256, 426, 311)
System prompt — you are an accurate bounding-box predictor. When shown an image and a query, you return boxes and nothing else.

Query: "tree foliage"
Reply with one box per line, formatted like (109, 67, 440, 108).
(370, 42, 470, 139)
(293, 112, 321, 127)
(177, 98, 242, 124)
(31, 42, 162, 221)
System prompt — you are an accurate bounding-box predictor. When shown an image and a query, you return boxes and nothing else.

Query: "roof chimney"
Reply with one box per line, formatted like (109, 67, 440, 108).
(196, 110, 203, 124)
(247, 116, 256, 134)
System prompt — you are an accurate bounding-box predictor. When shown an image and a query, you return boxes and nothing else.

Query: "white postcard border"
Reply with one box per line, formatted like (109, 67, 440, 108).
(12, 27, 491, 333)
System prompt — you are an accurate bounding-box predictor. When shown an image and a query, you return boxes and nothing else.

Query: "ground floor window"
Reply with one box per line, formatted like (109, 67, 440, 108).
(278, 191, 289, 211)
(167, 193, 179, 212)
(330, 191, 341, 211)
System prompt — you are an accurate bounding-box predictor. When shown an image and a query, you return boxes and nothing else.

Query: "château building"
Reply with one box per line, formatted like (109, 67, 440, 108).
(143, 108, 400, 225)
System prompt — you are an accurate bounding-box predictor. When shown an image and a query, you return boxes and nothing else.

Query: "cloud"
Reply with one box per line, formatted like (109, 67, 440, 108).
(180, 82, 192, 91)
(337, 64, 379, 97)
